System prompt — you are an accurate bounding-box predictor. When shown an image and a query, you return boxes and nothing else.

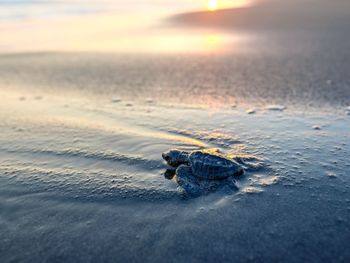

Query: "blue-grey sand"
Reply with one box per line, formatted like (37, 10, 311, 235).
(1, 0, 350, 262)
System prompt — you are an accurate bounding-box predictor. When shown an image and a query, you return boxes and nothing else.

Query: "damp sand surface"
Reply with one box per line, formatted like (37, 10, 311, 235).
(0, 88, 349, 262)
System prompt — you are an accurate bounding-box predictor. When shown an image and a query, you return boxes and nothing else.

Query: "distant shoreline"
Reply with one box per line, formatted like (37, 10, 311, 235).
(169, 0, 350, 32)
(1, 51, 350, 110)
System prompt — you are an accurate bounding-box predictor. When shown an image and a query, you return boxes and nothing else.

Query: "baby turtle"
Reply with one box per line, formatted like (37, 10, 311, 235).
(162, 149, 244, 179)
(162, 149, 244, 197)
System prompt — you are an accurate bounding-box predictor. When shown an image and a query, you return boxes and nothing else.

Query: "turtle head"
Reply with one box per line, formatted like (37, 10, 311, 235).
(162, 149, 190, 167)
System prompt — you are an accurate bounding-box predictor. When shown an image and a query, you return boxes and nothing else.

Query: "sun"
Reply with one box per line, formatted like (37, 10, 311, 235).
(207, 0, 218, 11)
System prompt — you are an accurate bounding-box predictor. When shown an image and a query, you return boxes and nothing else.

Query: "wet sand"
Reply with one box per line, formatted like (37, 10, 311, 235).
(1, 49, 350, 108)
(0, 90, 349, 262)
(1, 0, 350, 262)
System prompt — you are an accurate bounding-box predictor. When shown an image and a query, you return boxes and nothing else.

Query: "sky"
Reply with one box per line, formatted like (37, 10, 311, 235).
(0, 0, 252, 20)
(0, 0, 255, 53)
(2, 0, 348, 53)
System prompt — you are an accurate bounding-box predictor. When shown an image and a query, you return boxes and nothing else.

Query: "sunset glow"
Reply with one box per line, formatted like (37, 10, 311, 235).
(207, 0, 218, 11)
(206, 0, 253, 11)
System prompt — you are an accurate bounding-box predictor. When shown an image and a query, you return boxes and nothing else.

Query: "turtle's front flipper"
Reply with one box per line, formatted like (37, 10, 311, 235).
(164, 168, 176, 180)
(175, 165, 201, 197)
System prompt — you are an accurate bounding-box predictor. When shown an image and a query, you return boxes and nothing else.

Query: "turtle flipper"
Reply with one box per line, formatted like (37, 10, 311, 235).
(175, 165, 201, 197)
(220, 177, 239, 193)
(164, 168, 176, 180)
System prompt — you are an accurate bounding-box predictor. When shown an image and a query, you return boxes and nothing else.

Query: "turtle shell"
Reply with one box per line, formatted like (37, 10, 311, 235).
(189, 151, 243, 179)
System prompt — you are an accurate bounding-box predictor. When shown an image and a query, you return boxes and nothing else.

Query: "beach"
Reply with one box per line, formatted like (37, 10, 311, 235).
(1, 0, 350, 262)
